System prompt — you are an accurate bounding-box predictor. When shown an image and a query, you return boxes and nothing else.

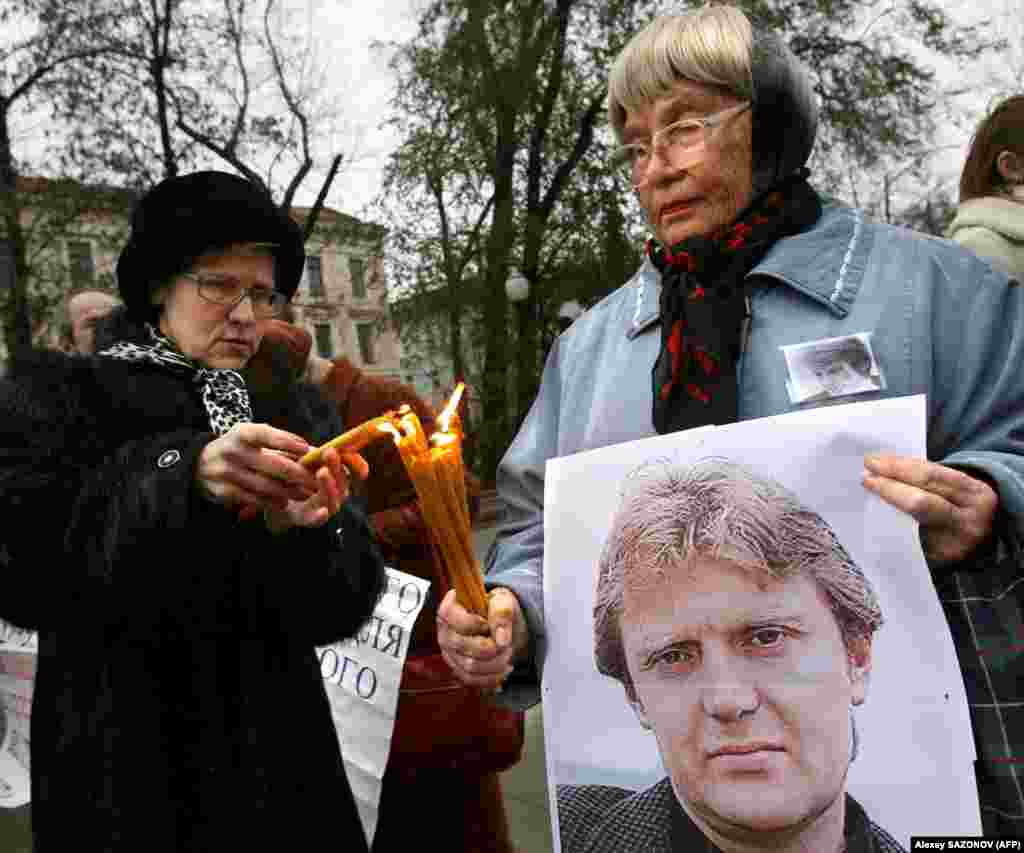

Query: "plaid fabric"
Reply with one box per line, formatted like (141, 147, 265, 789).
(557, 778, 906, 852)
(936, 531, 1024, 838)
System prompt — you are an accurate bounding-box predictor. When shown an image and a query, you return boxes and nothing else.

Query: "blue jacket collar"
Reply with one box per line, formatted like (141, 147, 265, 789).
(626, 203, 870, 340)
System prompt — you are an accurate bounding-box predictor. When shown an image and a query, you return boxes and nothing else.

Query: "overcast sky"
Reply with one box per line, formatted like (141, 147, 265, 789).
(140, 0, 1018, 221)
(284, 0, 422, 218)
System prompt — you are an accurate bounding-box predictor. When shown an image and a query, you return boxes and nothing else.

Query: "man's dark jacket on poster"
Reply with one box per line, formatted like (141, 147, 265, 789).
(557, 778, 908, 853)
(0, 311, 385, 852)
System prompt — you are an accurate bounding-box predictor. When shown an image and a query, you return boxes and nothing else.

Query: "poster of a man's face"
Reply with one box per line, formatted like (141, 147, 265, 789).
(542, 398, 980, 853)
(589, 459, 884, 848)
(623, 564, 867, 833)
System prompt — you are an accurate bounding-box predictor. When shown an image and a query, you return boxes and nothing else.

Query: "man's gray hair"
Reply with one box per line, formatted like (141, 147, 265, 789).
(593, 458, 883, 688)
(607, 4, 818, 196)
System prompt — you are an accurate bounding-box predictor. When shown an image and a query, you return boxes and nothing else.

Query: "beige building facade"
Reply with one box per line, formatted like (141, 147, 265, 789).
(289, 206, 401, 380)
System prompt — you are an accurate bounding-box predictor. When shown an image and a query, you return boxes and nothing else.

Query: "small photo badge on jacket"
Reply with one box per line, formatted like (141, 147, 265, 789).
(781, 332, 886, 405)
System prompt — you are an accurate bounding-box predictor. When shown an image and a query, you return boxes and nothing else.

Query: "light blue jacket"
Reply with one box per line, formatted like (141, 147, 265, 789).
(485, 201, 1024, 708)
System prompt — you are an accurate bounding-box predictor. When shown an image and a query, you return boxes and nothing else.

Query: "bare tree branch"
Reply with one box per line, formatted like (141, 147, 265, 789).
(6, 47, 116, 108)
(539, 89, 604, 222)
(303, 153, 341, 242)
(264, 0, 313, 209)
(222, 0, 252, 154)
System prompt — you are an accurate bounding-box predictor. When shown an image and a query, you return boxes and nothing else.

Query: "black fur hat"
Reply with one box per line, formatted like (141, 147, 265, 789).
(115, 171, 305, 322)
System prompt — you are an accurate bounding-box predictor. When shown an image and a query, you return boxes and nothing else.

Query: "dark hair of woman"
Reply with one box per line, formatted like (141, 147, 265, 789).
(959, 94, 1024, 203)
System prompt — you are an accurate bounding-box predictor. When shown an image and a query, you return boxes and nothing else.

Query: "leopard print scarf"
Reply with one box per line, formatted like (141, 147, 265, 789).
(98, 324, 253, 435)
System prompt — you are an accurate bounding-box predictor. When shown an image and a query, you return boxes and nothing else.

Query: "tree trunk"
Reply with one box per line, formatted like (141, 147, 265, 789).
(449, 270, 474, 469)
(516, 205, 546, 429)
(449, 274, 465, 385)
(514, 293, 533, 428)
(479, 131, 517, 485)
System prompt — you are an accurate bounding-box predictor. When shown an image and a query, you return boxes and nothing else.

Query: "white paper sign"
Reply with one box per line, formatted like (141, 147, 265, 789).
(0, 621, 37, 809)
(317, 568, 430, 847)
(542, 397, 980, 851)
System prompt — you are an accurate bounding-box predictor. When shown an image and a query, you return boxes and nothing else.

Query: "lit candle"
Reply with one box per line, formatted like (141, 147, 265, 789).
(382, 383, 489, 616)
(430, 438, 480, 596)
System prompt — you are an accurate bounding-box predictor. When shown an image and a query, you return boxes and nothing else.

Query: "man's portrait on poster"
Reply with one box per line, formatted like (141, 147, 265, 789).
(557, 458, 907, 853)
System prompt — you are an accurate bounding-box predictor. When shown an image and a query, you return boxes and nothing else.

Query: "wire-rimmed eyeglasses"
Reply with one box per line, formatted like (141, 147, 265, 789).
(181, 273, 288, 318)
(611, 102, 752, 189)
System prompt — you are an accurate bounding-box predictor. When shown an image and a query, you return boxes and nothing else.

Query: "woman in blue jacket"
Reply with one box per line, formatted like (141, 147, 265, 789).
(438, 5, 1024, 838)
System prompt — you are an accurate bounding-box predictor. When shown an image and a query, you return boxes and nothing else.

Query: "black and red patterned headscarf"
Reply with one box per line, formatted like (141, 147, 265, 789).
(649, 169, 821, 434)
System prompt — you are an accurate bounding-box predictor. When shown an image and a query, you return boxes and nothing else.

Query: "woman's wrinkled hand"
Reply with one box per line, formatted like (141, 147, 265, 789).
(196, 423, 319, 511)
(862, 453, 999, 566)
(437, 587, 529, 689)
(263, 447, 369, 534)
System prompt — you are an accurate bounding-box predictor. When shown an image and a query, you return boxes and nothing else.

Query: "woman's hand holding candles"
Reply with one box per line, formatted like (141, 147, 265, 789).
(230, 413, 393, 522)
(199, 423, 319, 511)
(437, 587, 530, 689)
(379, 385, 490, 617)
(237, 387, 490, 620)
(263, 447, 369, 534)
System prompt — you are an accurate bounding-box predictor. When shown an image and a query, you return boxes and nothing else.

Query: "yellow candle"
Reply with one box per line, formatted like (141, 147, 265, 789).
(398, 409, 430, 455)
(431, 436, 470, 533)
(408, 452, 486, 613)
(299, 414, 401, 468)
(432, 448, 474, 566)
(381, 386, 489, 617)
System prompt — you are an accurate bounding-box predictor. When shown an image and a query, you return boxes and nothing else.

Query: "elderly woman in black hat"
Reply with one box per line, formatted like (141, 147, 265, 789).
(438, 4, 1024, 842)
(0, 171, 385, 851)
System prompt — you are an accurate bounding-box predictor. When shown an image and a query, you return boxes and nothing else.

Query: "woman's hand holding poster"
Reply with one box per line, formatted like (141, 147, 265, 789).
(542, 396, 979, 853)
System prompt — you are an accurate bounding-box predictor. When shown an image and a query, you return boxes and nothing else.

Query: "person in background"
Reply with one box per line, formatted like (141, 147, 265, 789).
(259, 317, 524, 853)
(59, 287, 121, 354)
(948, 94, 1024, 280)
(437, 5, 1024, 837)
(0, 170, 386, 851)
(0, 285, 121, 851)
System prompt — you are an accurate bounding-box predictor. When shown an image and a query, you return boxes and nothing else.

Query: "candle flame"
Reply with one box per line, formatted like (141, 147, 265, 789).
(378, 422, 402, 446)
(437, 383, 465, 434)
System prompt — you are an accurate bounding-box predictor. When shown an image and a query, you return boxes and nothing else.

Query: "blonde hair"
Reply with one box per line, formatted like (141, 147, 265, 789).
(608, 5, 754, 141)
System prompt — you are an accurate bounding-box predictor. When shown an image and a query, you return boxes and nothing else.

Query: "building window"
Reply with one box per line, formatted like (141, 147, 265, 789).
(350, 257, 367, 300)
(67, 241, 95, 287)
(356, 323, 376, 364)
(314, 323, 334, 358)
(306, 255, 323, 299)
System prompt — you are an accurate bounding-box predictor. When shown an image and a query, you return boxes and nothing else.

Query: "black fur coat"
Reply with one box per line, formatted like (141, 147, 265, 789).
(0, 311, 385, 851)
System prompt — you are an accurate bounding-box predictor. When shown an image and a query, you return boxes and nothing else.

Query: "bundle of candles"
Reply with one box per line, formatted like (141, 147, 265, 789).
(300, 383, 489, 617)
